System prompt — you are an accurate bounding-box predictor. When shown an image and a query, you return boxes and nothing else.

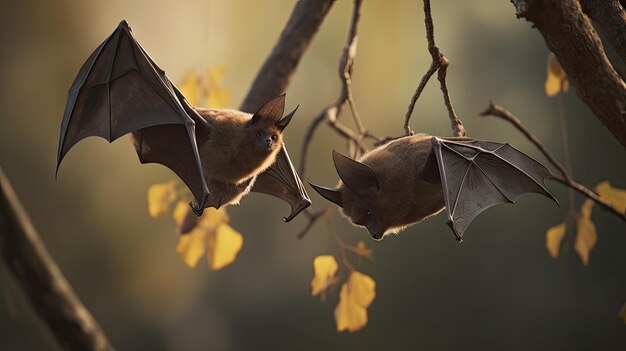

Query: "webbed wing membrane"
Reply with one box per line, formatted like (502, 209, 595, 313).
(251, 145, 311, 221)
(56, 20, 210, 206)
(429, 137, 557, 241)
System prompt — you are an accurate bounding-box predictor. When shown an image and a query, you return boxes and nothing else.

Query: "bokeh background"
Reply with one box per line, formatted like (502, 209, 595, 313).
(1, 0, 625, 350)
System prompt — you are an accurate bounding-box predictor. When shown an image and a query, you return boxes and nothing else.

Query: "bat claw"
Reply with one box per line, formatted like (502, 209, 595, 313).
(189, 192, 210, 216)
(190, 201, 204, 216)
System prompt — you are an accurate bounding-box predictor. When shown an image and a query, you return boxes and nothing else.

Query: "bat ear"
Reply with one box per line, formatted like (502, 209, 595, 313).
(308, 182, 343, 207)
(250, 93, 286, 126)
(276, 105, 298, 131)
(332, 150, 380, 195)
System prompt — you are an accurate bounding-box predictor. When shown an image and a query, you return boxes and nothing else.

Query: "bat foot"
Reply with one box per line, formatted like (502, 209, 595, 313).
(189, 192, 210, 217)
(190, 202, 204, 216)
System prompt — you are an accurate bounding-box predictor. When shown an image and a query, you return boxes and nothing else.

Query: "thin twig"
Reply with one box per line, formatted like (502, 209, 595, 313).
(297, 207, 332, 239)
(298, 0, 366, 239)
(327, 221, 355, 272)
(479, 101, 626, 221)
(557, 84, 576, 215)
(300, 0, 366, 178)
(403, 0, 466, 137)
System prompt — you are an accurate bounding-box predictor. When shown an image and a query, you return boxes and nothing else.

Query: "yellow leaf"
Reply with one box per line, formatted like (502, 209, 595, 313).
(206, 65, 229, 108)
(176, 227, 206, 268)
(595, 181, 626, 213)
(179, 72, 200, 106)
(147, 180, 178, 218)
(199, 207, 229, 229)
(575, 212, 597, 266)
(619, 302, 626, 324)
(546, 222, 566, 258)
(353, 241, 373, 260)
(311, 255, 339, 298)
(335, 271, 376, 332)
(545, 52, 568, 97)
(580, 199, 594, 218)
(209, 224, 243, 271)
(175, 207, 242, 270)
(172, 201, 198, 235)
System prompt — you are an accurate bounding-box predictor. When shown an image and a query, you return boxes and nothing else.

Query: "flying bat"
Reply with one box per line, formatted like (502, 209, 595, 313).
(56, 20, 310, 221)
(309, 134, 557, 241)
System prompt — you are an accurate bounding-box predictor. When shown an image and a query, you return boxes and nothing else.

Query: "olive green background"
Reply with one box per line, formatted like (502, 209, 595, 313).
(1, 0, 625, 350)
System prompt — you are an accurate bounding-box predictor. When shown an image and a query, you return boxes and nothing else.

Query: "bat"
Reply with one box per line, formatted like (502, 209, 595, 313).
(309, 134, 557, 241)
(56, 20, 311, 221)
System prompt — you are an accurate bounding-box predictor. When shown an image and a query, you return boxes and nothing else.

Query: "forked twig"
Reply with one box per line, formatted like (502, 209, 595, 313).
(300, 0, 367, 179)
(298, 0, 367, 238)
(479, 101, 625, 221)
(403, 0, 466, 137)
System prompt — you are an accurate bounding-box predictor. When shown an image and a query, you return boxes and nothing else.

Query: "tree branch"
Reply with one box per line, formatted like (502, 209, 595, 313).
(404, 0, 465, 137)
(300, 0, 366, 178)
(513, 0, 626, 148)
(0, 167, 113, 351)
(297, 0, 366, 239)
(240, 0, 336, 113)
(479, 102, 626, 221)
(582, 0, 626, 67)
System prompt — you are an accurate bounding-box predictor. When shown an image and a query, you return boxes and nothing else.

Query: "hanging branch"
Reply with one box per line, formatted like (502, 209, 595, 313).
(403, 0, 466, 137)
(240, 0, 336, 113)
(0, 167, 113, 351)
(300, 0, 367, 177)
(479, 102, 626, 221)
(297, 0, 367, 238)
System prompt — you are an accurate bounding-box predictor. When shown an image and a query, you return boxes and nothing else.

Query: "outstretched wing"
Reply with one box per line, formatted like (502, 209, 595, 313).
(56, 20, 210, 206)
(429, 137, 557, 241)
(251, 145, 311, 221)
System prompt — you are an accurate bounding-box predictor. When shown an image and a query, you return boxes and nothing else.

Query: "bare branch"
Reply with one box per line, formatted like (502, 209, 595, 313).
(479, 102, 626, 221)
(297, 207, 333, 239)
(0, 167, 113, 350)
(513, 0, 626, 147)
(582, 0, 626, 67)
(240, 0, 336, 113)
(404, 0, 466, 137)
(297, 0, 366, 239)
(300, 0, 366, 179)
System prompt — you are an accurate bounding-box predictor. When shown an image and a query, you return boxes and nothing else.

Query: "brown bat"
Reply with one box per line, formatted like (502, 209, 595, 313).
(309, 134, 557, 241)
(56, 20, 310, 220)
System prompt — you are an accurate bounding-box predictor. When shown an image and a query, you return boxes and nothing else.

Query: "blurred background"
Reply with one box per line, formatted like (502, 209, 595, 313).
(1, 0, 625, 350)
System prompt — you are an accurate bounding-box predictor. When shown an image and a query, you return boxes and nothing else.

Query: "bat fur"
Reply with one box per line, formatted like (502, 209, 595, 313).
(310, 133, 556, 241)
(337, 134, 445, 240)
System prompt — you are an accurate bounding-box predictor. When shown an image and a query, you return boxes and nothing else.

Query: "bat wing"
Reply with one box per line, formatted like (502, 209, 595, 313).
(251, 145, 311, 221)
(427, 137, 557, 241)
(56, 20, 210, 208)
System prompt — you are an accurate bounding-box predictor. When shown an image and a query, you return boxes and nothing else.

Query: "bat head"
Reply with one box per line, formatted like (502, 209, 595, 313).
(309, 150, 393, 241)
(249, 94, 298, 153)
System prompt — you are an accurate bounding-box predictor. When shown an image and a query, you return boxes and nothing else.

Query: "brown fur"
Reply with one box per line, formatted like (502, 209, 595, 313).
(339, 134, 446, 239)
(193, 108, 284, 207)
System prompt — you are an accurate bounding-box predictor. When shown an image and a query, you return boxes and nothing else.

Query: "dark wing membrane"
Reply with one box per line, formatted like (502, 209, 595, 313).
(57, 20, 210, 205)
(431, 137, 557, 241)
(251, 145, 311, 221)
(130, 125, 205, 204)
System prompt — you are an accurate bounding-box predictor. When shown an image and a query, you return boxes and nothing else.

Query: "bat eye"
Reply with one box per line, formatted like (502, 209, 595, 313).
(256, 132, 263, 138)
(271, 135, 277, 141)
(366, 209, 373, 217)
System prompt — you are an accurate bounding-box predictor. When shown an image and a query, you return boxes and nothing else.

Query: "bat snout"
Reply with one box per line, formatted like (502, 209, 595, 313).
(367, 227, 385, 241)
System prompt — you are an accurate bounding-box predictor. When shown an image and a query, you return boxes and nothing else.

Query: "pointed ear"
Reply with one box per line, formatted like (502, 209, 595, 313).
(308, 182, 343, 207)
(332, 150, 380, 195)
(250, 93, 286, 126)
(276, 105, 298, 131)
